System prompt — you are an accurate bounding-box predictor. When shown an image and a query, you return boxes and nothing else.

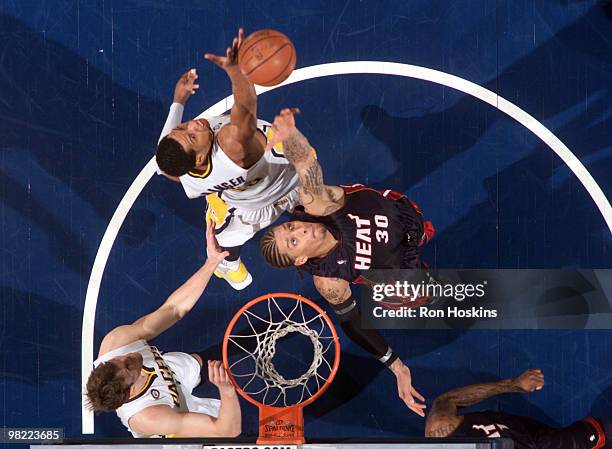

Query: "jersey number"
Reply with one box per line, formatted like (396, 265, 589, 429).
(472, 424, 509, 438)
(374, 215, 389, 244)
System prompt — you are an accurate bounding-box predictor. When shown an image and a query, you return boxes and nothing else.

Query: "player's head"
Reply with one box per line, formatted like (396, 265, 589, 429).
(156, 118, 214, 177)
(85, 352, 143, 412)
(260, 220, 332, 268)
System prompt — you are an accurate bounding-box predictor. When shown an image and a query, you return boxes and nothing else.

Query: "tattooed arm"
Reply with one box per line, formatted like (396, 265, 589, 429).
(313, 275, 427, 417)
(425, 369, 545, 437)
(313, 276, 352, 304)
(268, 108, 345, 216)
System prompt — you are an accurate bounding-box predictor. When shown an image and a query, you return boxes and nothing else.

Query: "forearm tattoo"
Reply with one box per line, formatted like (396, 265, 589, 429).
(320, 287, 341, 302)
(284, 129, 346, 214)
(284, 129, 327, 202)
(314, 277, 347, 304)
(283, 129, 312, 164)
(322, 187, 344, 215)
(426, 423, 458, 438)
(425, 398, 461, 438)
(302, 161, 324, 195)
(443, 379, 517, 407)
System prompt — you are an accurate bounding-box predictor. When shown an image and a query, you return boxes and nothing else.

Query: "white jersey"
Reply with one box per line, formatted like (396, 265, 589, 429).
(157, 104, 299, 211)
(94, 340, 220, 438)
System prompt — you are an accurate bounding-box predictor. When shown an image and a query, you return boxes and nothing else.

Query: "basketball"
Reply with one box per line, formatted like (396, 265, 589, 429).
(238, 29, 296, 87)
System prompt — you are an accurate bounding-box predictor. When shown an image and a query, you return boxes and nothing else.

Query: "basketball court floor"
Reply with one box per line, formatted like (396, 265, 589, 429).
(0, 0, 611, 443)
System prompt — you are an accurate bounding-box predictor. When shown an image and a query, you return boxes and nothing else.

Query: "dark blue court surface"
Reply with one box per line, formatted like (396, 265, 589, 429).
(0, 0, 610, 440)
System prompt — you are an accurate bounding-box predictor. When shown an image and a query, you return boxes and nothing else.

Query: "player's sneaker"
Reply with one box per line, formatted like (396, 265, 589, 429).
(214, 260, 253, 290)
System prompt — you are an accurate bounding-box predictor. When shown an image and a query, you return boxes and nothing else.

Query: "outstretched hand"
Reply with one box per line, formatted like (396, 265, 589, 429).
(391, 360, 427, 417)
(514, 368, 545, 392)
(208, 360, 235, 395)
(266, 108, 301, 150)
(173, 68, 200, 105)
(206, 220, 230, 264)
(204, 28, 245, 72)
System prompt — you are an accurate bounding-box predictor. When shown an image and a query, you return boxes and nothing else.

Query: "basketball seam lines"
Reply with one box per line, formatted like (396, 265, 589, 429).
(240, 33, 280, 53)
(243, 43, 293, 78)
(240, 33, 288, 67)
(262, 50, 297, 86)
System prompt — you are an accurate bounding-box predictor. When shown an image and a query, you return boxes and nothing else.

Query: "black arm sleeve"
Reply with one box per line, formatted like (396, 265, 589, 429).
(331, 296, 398, 367)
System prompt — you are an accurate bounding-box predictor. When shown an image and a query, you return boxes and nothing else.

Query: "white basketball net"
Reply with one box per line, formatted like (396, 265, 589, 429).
(227, 296, 337, 407)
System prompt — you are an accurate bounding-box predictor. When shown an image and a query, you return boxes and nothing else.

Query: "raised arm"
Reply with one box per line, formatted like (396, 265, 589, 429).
(269, 109, 344, 216)
(425, 369, 545, 437)
(157, 69, 200, 182)
(205, 29, 258, 145)
(313, 275, 426, 417)
(99, 221, 229, 357)
(129, 361, 241, 437)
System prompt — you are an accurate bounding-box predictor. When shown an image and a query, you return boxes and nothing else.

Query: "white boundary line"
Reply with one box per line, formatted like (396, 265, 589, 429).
(81, 61, 612, 433)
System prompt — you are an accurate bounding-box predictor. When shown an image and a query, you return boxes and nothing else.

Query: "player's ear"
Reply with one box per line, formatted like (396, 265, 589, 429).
(195, 152, 207, 166)
(294, 256, 308, 266)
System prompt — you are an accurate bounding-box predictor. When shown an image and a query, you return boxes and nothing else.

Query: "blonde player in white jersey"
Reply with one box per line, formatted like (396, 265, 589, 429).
(155, 28, 300, 290)
(86, 222, 241, 438)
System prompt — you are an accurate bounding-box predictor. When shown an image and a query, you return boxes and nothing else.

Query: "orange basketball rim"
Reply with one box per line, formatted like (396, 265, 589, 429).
(223, 292, 341, 445)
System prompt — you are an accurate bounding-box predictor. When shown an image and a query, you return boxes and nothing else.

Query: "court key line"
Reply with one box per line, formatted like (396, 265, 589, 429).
(82, 61, 612, 433)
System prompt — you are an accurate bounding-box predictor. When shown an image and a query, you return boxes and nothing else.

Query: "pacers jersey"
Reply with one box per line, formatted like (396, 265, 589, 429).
(452, 411, 607, 449)
(296, 184, 434, 282)
(179, 115, 299, 211)
(94, 340, 220, 438)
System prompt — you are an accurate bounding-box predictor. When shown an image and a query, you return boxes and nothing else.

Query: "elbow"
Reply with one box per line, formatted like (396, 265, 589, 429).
(175, 309, 188, 321)
(431, 395, 446, 408)
(228, 415, 242, 437)
(172, 304, 191, 321)
(432, 394, 456, 410)
(216, 421, 241, 438)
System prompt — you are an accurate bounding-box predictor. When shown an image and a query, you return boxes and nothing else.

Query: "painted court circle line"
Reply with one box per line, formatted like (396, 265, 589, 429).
(81, 61, 612, 432)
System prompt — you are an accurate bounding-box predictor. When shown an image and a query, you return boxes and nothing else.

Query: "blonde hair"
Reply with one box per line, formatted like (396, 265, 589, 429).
(85, 362, 131, 412)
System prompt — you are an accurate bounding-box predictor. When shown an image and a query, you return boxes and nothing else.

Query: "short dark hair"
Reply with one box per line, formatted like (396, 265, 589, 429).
(260, 227, 294, 268)
(156, 136, 196, 177)
(85, 362, 131, 412)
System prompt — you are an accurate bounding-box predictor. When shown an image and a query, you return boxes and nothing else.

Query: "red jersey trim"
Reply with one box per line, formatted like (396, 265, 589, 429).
(583, 418, 606, 449)
(341, 184, 406, 201)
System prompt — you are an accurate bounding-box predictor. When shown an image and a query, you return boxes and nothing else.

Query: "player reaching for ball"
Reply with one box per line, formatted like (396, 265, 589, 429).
(85, 221, 241, 438)
(259, 108, 435, 417)
(155, 28, 300, 290)
(425, 368, 611, 448)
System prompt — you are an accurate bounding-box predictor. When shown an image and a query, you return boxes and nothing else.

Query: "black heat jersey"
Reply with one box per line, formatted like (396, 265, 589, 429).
(452, 411, 608, 449)
(294, 184, 433, 282)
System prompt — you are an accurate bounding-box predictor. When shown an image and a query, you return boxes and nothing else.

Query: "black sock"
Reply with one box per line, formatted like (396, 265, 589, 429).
(331, 296, 398, 367)
(222, 245, 242, 262)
